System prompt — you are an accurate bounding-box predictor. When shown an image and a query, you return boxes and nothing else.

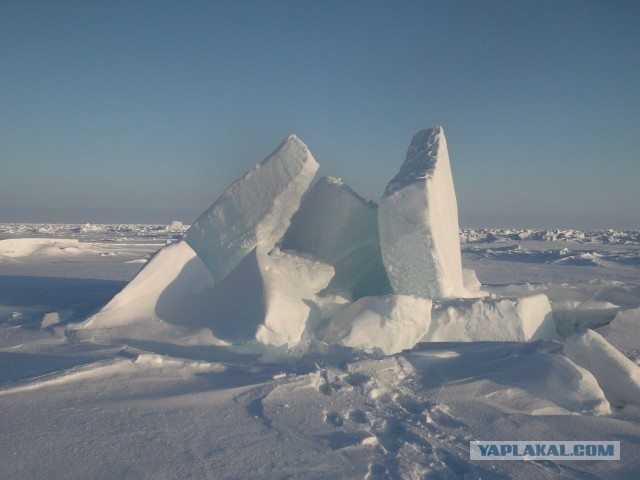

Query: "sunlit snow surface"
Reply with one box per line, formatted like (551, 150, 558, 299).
(2, 223, 640, 479)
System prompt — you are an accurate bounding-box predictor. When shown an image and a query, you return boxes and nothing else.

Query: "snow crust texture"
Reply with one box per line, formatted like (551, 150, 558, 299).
(184, 135, 319, 285)
(378, 127, 467, 300)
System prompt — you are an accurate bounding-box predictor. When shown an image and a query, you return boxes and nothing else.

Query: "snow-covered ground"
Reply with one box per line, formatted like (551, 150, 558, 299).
(1, 223, 639, 479)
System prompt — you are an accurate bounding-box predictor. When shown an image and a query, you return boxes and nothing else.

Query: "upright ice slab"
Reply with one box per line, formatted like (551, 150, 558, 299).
(185, 135, 319, 284)
(281, 176, 391, 299)
(378, 127, 466, 299)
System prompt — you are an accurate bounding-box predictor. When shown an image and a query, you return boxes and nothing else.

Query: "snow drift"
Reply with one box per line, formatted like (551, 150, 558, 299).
(564, 329, 640, 410)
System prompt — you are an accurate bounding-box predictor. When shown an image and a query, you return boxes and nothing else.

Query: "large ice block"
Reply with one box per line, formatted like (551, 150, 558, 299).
(281, 176, 391, 299)
(427, 294, 557, 342)
(322, 294, 432, 355)
(185, 135, 319, 284)
(378, 127, 466, 299)
(203, 247, 334, 347)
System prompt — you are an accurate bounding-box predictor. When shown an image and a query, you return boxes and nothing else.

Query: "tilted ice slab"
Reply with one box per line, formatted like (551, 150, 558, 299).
(322, 295, 432, 355)
(282, 176, 391, 299)
(426, 294, 557, 342)
(378, 127, 467, 299)
(184, 135, 319, 285)
(565, 329, 640, 410)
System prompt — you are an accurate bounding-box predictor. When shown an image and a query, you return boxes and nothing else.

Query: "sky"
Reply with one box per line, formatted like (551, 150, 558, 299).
(1, 0, 638, 229)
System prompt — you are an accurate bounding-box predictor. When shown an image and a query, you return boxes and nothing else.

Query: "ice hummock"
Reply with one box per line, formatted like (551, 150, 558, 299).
(378, 127, 467, 299)
(281, 176, 392, 299)
(184, 135, 319, 284)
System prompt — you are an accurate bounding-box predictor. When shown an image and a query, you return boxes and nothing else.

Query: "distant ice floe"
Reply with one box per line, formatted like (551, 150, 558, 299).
(0, 222, 188, 243)
(461, 227, 640, 245)
(463, 243, 640, 267)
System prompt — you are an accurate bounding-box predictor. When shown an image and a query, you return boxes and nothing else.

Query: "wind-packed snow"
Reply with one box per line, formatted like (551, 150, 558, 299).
(378, 127, 467, 299)
(0, 238, 83, 257)
(321, 295, 432, 354)
(185, 135, 319, 284)
(565, 329, 640, 410)
(281, 176, 391, 299)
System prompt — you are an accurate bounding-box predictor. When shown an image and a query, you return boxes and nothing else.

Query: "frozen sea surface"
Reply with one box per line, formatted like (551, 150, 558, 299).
(1, 224, 640, 479)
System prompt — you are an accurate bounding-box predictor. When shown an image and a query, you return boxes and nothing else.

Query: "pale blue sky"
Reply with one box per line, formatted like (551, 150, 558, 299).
(1, 0, 638, 228)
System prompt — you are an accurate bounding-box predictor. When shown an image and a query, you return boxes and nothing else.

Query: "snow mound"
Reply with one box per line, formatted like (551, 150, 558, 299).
(378, 127, 467, 299)
(0, 238, 81, 258)
(321, 295, 432, 355)
(553, 300, 620, 337)
(564, 329, 640, 410)
(80, 241, 213, 330)
(281, 176, 391, 299)
(184, 134, 319, 285)
(408, 342, 611, 416)
(426, 294, 557, 342)
(77, 240, 336, 348)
